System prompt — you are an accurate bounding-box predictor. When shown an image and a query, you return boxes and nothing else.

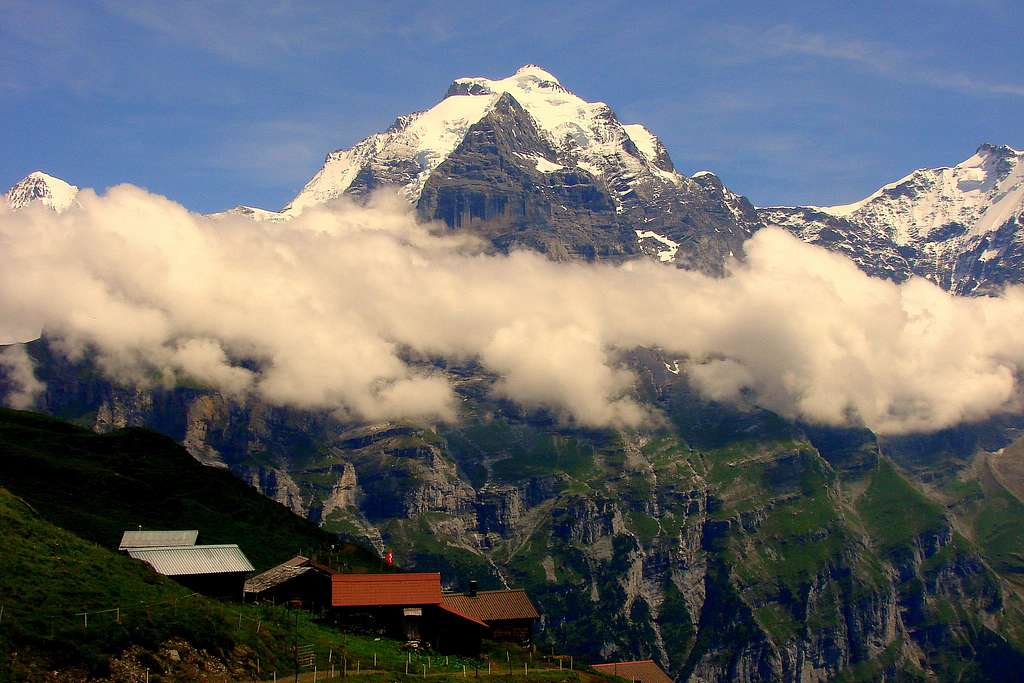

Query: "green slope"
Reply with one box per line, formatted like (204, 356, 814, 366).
(0, 409, 377, 572)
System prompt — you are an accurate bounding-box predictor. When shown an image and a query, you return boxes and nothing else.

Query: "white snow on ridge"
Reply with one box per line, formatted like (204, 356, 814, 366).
(816, 145, 1024, 244)
(622, 124, 661, 163)
(454, 68, 684, 187)
(4, 171, 79, 212)
(284, 93, 500, 215)
(979, 248, 1001, 263)
(208, 205, 288, 222)
(516, 153, 564, 173)
(634, 229, 679, 262)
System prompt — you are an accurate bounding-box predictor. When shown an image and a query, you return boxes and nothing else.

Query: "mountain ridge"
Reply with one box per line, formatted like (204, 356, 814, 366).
(759, 143, 1024, 294)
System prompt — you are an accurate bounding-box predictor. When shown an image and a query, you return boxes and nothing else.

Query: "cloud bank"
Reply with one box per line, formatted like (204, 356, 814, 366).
(3, 185, 1024, 434)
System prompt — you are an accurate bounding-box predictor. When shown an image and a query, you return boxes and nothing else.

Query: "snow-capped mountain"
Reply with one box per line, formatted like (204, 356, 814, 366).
(282, 65, 761, 272)
(207, 204, 289, 222)
(760, 144, 1024, 294)
(4, 171, 79, 212)
(0, 68, 764, 273)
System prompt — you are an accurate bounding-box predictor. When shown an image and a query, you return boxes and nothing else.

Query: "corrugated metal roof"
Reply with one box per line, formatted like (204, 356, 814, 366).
(441, 589, 540, 622)
(332, 573, 442, 607)
(245, 565, 312, 594)
(438, 602, 490, 629)
(591, 660, 673, 683)
(244, 555, 334, 594)
(119, 530, 198, 549)
(126, 544, 254, 576)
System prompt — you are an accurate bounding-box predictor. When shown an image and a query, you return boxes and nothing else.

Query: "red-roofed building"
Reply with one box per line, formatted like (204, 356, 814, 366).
(330, 573, 487, 653)
(441, 584, 540, 644)
(332, 572, 442, 607)
(591, 660, 673, 683)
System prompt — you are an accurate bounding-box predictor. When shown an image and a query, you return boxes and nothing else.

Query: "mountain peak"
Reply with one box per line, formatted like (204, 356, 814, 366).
(446, 64, 565, 99)
(513, 64, 561, 83)
(975, 142, 1022, 158)
(5, 170, 79, 212)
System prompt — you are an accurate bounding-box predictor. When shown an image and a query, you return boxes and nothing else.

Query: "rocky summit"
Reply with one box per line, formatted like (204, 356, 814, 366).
(6, 66, 1024, 682)
(271, 65, 761, 273)
(760, 144, 1024, 295)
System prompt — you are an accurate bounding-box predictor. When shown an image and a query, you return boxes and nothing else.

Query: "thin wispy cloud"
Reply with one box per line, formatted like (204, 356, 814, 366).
(101, 1, 460, 65)
(749, 24, 1024, 98)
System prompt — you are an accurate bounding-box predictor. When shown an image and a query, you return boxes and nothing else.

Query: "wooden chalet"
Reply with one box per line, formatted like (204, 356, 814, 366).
(331, 573, 489, 654)
(591, 660, 673, 683)
(441, 583, 540, 644)
(244, 555, 334, 609)
(119, 529, 254, 598)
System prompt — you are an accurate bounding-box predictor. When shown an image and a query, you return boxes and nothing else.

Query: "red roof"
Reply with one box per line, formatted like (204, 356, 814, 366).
(332, 573, 442, 607)
(437, 603, 490, 629)
(591, 660, 673, 683)
(441, 589, 540, 622)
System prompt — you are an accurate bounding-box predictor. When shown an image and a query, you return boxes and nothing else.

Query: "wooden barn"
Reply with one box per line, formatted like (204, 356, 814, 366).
(331, 573, 488, 654)
(591, 660, 673, 683)
(441, 583, 540, 644)
(119, 529, 254, 598)
(244, 555, 334, 609)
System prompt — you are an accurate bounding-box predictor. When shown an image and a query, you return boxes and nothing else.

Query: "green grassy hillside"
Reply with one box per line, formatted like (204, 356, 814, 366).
(0, 409, 377, 572)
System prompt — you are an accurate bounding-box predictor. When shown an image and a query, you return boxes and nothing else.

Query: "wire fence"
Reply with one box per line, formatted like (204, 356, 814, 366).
(0, 596, 593, 683)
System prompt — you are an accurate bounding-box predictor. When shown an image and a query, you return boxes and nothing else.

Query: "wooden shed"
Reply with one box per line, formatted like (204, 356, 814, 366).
(123, 544, 254, 598)
(244, 555, 334, 609)
(331, 573, 488, 653)
(440, 585, 540, 644)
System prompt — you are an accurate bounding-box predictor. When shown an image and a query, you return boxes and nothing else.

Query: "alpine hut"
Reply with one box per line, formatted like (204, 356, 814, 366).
(119, 529, 254, 598)
(331, 572, 488, 653)
(440, 582, 540, 644)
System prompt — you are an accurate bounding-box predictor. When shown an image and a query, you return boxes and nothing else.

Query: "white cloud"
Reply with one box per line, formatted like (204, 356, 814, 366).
(0, 345, 45, 409)
(3, 184, 1024, 434)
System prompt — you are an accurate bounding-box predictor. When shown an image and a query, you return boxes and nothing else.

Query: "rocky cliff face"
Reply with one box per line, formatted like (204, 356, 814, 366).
(18, 336, 1024, 682)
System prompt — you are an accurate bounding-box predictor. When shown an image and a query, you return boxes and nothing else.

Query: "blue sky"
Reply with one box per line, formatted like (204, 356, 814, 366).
(2, 0, 1022, 213)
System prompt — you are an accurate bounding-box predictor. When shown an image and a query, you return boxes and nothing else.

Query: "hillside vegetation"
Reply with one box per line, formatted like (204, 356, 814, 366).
(0, 409, 377, 572)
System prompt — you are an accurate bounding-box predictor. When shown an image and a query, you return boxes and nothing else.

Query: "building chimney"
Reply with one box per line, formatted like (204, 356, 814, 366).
(468, 580, 478, 597)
